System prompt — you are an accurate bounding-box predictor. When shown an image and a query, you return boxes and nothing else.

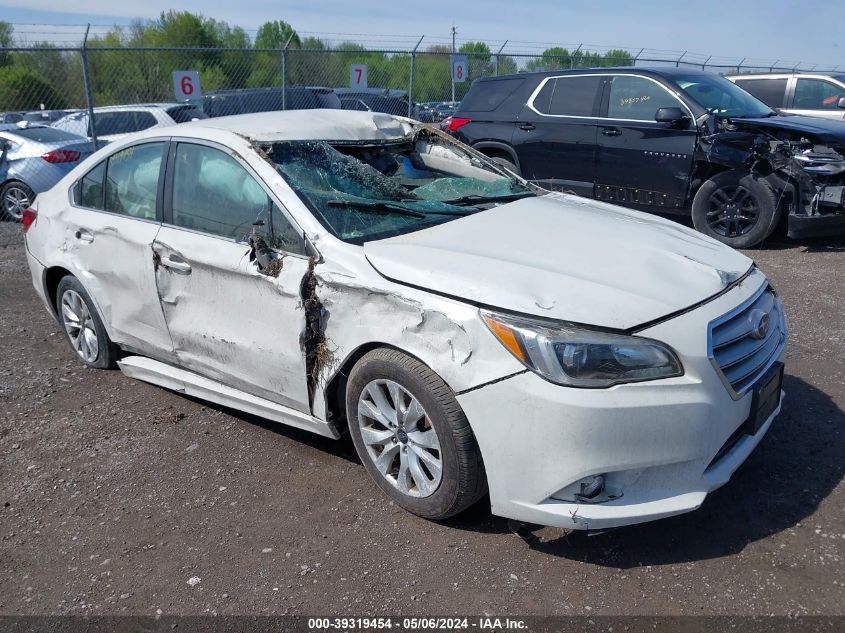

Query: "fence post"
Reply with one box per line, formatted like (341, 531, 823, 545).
(495, 40, 508, 76)
(676, 51, 686, 67)
(702, 55, 712, 71)
(282, 33, 294, 110)
(633, 48, 644, 66)
(80, 24, 98, 149)
(408, 35, 424, 117)
(571, 43, 582, 69)
(769, 59, 779, 72)
(737, 58, 746, 73)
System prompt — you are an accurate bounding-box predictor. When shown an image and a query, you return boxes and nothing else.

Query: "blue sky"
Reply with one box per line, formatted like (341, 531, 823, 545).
(1, 0, 842, 67)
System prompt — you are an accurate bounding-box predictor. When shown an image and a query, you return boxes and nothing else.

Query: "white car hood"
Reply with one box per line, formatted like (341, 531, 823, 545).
(363, 194, 753, 330)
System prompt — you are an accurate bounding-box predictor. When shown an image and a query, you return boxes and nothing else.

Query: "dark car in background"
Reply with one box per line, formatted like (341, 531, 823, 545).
(197, 87, 341, 118)
(335, 88, 437, 122)
(444, 67, 845, 247)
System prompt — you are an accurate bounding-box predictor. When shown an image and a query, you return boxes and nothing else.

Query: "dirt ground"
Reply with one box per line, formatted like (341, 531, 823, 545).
(1, 221, 843, 617)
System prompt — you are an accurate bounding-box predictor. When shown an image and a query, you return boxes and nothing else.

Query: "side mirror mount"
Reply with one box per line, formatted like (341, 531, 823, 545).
(655, 106, 690, 127)
(837, 96, 845, 110)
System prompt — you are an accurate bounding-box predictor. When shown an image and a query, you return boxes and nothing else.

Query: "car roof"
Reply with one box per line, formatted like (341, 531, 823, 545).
(726, 71, 844, 79)
(483, 66, 713, 82)
(163, 109, 413, 143)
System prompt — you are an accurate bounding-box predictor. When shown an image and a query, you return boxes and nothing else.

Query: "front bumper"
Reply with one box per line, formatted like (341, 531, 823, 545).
(787, 211, 845, 239)
(458, 268, 786, 530)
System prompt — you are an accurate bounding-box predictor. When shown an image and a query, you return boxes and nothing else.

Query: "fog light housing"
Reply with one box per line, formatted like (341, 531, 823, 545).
(576, 474, 605, 500)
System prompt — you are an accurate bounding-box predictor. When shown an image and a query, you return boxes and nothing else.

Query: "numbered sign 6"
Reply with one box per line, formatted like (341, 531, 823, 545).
(349, 64, 368, 89)
(451, 55, 468, 83)
(173, 70, 202, 101)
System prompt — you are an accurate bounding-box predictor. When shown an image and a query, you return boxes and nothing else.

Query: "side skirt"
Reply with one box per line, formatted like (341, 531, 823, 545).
(117, 356, 340, 439)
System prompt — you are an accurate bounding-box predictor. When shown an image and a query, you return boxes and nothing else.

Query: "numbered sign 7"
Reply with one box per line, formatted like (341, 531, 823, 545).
(350, 64, 368, 89)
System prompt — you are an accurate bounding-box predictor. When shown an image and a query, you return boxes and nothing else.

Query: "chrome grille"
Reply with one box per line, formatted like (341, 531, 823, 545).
(709, 285, 787, 397)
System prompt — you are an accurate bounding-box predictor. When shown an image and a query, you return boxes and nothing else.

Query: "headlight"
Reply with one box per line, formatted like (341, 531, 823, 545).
(481, 310, 683, 388)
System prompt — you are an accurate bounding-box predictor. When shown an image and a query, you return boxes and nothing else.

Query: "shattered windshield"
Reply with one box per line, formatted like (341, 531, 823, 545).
(264, 133, 534, 244)
(673, 73, 775, 118)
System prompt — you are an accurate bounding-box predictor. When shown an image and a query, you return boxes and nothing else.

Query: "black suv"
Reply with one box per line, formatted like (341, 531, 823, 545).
(445, 67, 845, 247)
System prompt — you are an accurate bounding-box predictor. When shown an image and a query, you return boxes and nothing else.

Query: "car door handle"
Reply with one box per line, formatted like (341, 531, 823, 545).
(161, 254, 192, 274)
(518, 123, 536, 131)
(601, 127, 622, 136)
(74, 229, 94, 243)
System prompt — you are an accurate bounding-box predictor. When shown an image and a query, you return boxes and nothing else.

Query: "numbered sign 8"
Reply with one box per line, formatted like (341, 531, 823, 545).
(173, 70, 202, 101)
(451, 55, 468, 83)
(349, 64, 368, 89)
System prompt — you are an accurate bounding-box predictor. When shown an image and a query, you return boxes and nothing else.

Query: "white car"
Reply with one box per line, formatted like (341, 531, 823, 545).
(22, 110, 787, 530)
(727, 72, 845, 120)
(51, 103, 206, 144)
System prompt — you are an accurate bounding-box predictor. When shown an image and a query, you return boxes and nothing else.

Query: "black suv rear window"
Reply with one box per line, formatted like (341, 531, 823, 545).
(461, 78, 525, 112)
(533, 75, 602, 117)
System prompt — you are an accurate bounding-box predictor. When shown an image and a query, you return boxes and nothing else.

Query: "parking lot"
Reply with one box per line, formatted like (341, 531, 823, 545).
(0, 219, 843, 616)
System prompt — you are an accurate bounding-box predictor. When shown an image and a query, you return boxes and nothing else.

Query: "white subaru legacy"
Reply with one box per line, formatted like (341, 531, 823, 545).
(21, 110, 787, 531)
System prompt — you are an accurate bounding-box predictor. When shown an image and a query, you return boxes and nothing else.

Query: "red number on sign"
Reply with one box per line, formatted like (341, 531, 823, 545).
(355, 68, 362, 84)
(456, 65, 464, 79)
(181, 76, 194, 96)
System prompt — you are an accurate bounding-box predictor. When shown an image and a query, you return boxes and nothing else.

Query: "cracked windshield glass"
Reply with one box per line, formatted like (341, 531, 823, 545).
(266, 134, 535, 243)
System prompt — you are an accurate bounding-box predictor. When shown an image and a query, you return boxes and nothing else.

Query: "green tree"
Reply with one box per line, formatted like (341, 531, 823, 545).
(0, 66, 66, 110)
(525, 47, 570, 72)
(0, 22, 12, 67)
(604, 49, 633, 66)
(255, 20, 300, 49)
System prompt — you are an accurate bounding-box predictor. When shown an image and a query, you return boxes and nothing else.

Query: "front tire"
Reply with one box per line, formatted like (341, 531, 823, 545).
(346, 348, 487, 520)
(691, 171, 779, 248)
(56, 275, 119, 369)
(1, 181, 35, 222)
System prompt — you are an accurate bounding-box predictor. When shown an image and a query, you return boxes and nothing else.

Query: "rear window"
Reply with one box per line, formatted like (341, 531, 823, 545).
(166, 105, 207, 123)
(93, 111, 157, 136)
(533, 75, 602, 117)
(733, 78, 788, 108)
(461, 78, 525, 112)
(10, 127, 83, 143)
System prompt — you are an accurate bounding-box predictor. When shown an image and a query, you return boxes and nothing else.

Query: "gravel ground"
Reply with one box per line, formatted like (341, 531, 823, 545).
(1, 221, 844, 617)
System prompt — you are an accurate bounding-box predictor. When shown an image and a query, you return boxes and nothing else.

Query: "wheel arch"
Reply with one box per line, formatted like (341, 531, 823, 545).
(471, 142, 521, 170)
(322, 342, 449, 434)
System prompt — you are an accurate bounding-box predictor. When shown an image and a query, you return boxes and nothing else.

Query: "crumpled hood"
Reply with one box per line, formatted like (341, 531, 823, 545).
(730, 114, 845, 145)
(363, 194, 753, 330)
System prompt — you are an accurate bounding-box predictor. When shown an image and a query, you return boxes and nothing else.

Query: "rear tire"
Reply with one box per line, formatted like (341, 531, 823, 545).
(346, 348, 487, 520)
(1, 181, 35, 222)
(56, 275, 119, 369)
(691, 171, 779, 248)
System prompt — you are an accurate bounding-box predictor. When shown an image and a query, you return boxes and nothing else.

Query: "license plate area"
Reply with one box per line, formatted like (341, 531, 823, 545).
(747, 362, 784, 434)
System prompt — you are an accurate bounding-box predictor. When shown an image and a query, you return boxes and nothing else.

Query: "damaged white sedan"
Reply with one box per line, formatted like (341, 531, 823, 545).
(22, 110, 787, 530)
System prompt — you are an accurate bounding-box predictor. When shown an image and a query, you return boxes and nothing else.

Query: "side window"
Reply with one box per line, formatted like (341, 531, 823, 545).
(607, 76, 683, 120)
(103, 142, 165, 219)
(74, 161, 107, 209)
(794, 78, 843, 110)
(734, 78, 787, 107)
(532, 76, 602, 117)
(171, 143, 305, 252)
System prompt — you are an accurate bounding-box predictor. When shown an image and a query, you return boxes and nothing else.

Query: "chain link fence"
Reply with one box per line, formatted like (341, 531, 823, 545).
(0, 39, 840, 229)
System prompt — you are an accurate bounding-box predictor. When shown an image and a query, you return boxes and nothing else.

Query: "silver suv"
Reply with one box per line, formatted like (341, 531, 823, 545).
(726, 72, 845, 120)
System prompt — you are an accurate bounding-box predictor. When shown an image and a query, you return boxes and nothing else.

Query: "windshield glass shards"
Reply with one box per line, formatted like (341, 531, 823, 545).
(265, 134, 534, 243)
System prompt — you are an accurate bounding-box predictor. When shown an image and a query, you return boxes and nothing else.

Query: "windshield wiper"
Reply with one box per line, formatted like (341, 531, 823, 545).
(439, 191, 536, 206)
(327, 199, 427, 218)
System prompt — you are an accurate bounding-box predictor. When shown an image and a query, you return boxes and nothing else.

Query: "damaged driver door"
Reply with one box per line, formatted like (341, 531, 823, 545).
(152, 140, 312, 413)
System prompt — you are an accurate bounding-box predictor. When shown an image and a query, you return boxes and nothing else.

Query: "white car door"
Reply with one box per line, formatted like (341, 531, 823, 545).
(152, 139, 312, 413)
(60, 140, 176, 359)
(787, 77, 845, 120)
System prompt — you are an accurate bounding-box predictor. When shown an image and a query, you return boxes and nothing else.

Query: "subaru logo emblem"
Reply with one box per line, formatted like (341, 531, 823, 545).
(749, 309, 771, 340)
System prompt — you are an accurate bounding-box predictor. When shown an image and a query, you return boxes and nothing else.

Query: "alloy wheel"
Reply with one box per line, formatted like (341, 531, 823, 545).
(60, 289, 99, 363)
(3, 185, 31, 221)
(706, 185, 760, 238)
(357, 379, 443, 498)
